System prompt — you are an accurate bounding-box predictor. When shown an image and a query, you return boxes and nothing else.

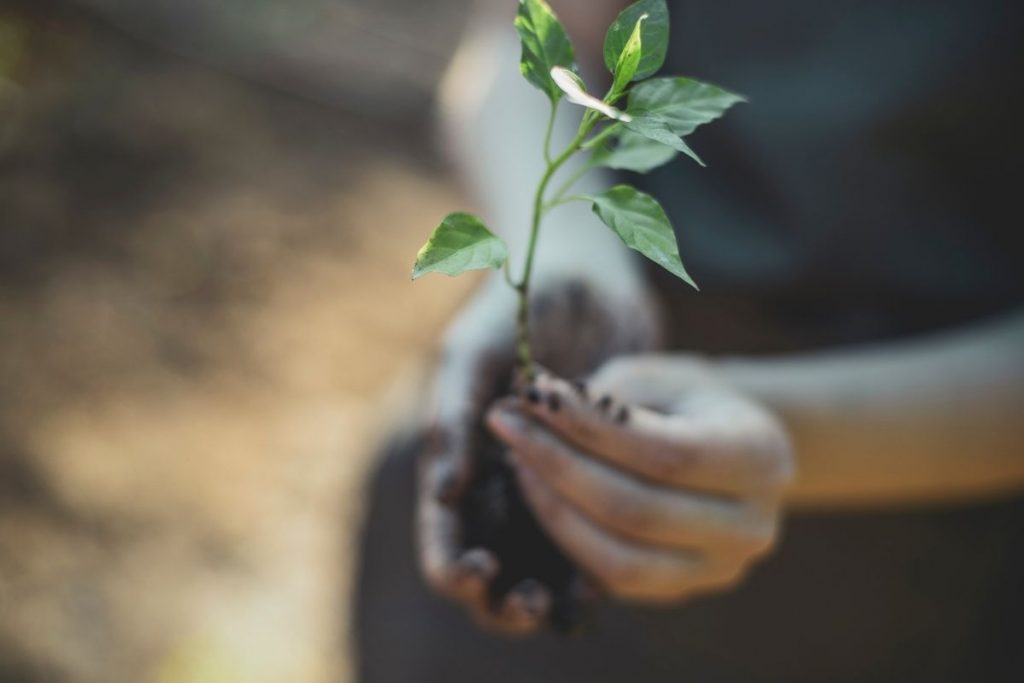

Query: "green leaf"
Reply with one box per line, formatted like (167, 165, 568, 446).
(623, 113, 705, 166)
(610, 14, 646, 96)
(603, 0, 669, 82)
(515, 0, 576, 103)
(628, 77, 746, 137)
(592, 129, 678, 173)
(412, 213, 508, 280)
(586, 185, 696, 288)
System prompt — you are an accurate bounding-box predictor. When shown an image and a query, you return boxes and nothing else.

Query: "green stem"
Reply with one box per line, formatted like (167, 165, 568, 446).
(545, 123, 621, 212)
(547, 162, 596, 208)
(502, 258, 515, 288)
(543, 194, 589, 210)
(542, 103, 558, 164)
(514, 110, 598, 377)
(581, 122, 622, 150)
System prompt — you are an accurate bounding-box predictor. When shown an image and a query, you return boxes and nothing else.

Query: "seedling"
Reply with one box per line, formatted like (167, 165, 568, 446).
(413, 0, 744, 378)
(412, 0, 744, 631)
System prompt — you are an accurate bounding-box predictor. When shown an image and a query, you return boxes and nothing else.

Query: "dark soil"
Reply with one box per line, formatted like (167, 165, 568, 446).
(460, 423, 596, 634)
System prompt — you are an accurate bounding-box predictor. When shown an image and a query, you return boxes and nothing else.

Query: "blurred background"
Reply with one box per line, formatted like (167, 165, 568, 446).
(0, 0, 478, 680)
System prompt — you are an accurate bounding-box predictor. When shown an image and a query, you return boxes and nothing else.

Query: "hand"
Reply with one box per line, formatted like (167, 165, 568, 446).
(417, 276, 660, 634)
(485, 355, 795, 604)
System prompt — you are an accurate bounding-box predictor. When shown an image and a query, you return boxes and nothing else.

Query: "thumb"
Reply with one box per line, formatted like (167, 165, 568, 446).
(421, 344, 512, 502)
(417, 343, 510, 598)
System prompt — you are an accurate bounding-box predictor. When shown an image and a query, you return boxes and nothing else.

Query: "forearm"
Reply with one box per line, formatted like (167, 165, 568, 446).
(718, 311, 1024, 509)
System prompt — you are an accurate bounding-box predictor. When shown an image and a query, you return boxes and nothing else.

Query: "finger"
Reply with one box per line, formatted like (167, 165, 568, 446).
(467, 578, 551, 637)
(519, 372, 781, 496)
(416, 502, 499, 602)
(487, 405, 775, 555)
(416, 448, 478, 597)
(416, 348, 509, 597)
(417, 410, 500, 601)
(510, 460, 712, 603)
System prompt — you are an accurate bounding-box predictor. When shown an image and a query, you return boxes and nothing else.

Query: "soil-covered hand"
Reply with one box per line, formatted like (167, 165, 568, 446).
(417, 276, 659, 634)
(485, 355, 795, 604)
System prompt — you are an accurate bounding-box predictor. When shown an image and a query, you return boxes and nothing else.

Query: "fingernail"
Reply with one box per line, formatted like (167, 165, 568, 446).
(597, 395, 613, 412)
(517, 578, 548, 616)
(460, 549, 498, 579)
(615, 405, 630, 424)
(571, 379, 588, 398)
(546, 392, 561, 412)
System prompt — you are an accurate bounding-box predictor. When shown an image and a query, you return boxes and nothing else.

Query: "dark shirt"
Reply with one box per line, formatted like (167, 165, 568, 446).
(638, 0, 1024, 353)
(627, 1, 1024, 679)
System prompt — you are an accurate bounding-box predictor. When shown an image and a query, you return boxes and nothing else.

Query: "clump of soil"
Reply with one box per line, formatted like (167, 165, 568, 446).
(459, 423, 596, 634)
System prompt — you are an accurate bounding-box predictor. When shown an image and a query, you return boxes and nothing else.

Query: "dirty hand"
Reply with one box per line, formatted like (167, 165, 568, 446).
(486, 355, 795, 604)
(416, 276, 659, 634)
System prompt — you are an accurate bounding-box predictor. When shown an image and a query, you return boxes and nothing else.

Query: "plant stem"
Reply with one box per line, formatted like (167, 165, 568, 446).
(581, 122, 622, 150)
(542, 104, 557, 165)
(543, 123, 621, 209)
(514, 111, 598, 378)
(544, 194, 589, 211)
(547, 162, 596, 208)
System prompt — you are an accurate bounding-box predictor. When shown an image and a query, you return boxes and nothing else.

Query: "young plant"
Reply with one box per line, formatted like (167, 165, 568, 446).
(412, 0, 743, 377)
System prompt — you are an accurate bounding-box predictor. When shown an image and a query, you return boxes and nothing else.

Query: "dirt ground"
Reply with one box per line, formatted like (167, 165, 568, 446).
(0, 3, 476, 681)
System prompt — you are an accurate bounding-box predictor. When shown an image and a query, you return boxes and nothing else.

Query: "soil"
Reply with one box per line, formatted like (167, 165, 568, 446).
(460, 420, 596, 634)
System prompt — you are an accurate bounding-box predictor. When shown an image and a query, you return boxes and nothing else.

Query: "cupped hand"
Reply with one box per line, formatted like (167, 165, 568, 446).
(416, 277, 660, 634)
(485, 355, 795, 604)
